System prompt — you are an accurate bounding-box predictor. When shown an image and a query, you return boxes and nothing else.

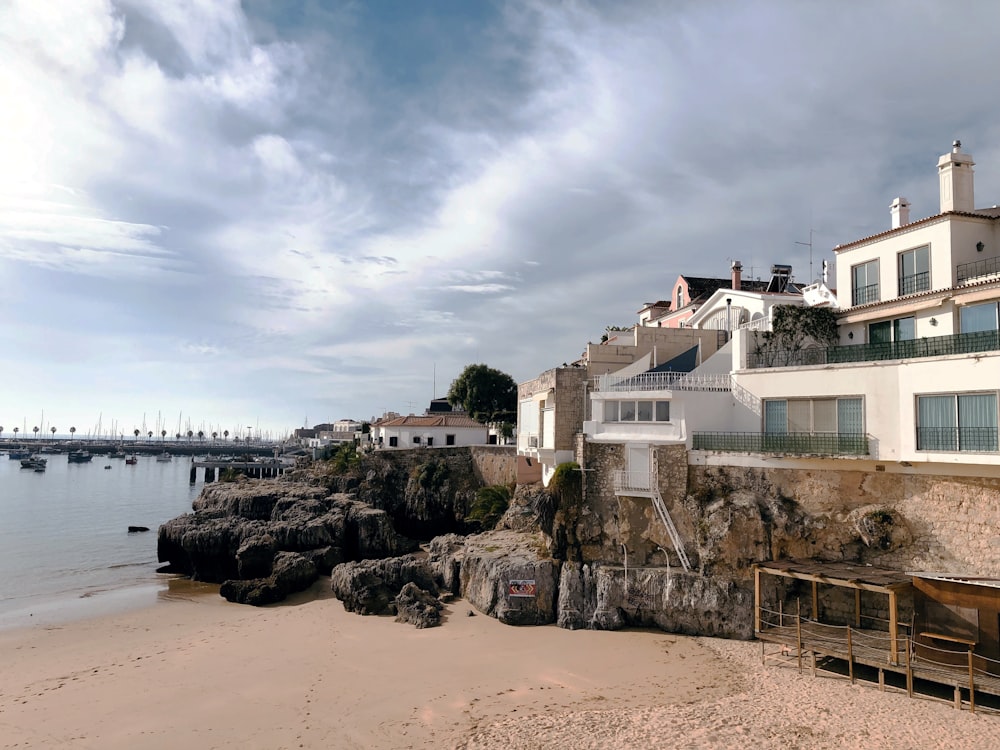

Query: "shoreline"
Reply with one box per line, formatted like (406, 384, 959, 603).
(1, 580, 999, 749)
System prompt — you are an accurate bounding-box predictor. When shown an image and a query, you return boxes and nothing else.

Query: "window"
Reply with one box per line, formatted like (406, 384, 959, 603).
(602, 400, 670, 423)
(961, 301, 999, 333)
(412, 436, 421, 445)
(676, 285, 684, 310)
(898, 245, 930, 295)
(446, 434, 456, 446)
(917, 392, 998, 451)
(389, 436, 398, 447)
(868, 316, 914, 343)
(764, 397, 864, 434)
(852, 260, 880, 306)
(426, 437, 433, 447)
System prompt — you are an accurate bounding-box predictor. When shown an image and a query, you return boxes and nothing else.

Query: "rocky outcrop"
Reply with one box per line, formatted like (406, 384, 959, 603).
(329, 555, 438, 616)
(158, 479, 418, 589)
(457, 530, 560, 626)
(394, 582, 443, 628)
(220, 551, 319, 606)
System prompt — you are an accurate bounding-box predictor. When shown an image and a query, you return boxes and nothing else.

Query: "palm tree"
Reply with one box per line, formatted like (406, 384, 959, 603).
(148, 431, 153, 440)
(70, 426, 76, 440)
(13, 426, 19, 440)
(175, 432, 181, 441)
(0, 426, 4, 441)
(51, 426, 57, 439)
(33, 426, 39, 439)
(197, 430, 204, 442)
(186, 430, 193, 442)
(212, 431, 218, 443)
(224, 430, 229, 442)
(134, 429, 140, 442)
(161, 430, 167, 442)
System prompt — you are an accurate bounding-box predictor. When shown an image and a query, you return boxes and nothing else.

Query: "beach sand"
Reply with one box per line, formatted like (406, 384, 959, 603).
(1, 579, 999, 749)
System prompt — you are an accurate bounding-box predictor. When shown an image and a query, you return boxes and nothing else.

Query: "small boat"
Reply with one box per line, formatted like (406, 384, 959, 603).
(20, 455, 48, 470)
(68, 450, 93, 463)
(104, 464, 112, 470)
(108, 448, 127, 459)
(8, 449, 31, 460)
(125, 455, 138, 465)
(155, 451, 172, 462)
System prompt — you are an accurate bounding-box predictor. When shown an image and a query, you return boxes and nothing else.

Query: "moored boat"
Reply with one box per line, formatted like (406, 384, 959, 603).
(155, 451, 172, 462)
(68, 450, 93, 463)
(125, 455, 138, 465)
(20, 455, 47, 470)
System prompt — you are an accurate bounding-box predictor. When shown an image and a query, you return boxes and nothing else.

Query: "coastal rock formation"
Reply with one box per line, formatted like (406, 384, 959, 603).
(456, 530, 559, 626)
(329, 554, 438, 616)
(220, 551, 318, 606)
(157, 479, 419, 593)
(394, 582, 443, 628)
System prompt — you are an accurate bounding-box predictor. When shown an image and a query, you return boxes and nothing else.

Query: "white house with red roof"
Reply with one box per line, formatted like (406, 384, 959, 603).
(372, 413, 488, 450)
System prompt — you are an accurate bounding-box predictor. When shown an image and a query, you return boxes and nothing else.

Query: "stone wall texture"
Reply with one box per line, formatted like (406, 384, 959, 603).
(469, 446, 517, 487)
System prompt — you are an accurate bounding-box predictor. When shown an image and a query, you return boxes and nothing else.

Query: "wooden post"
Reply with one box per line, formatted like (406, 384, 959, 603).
(796, 598, 803, 673)
(969, 647, 976, 714)
(189, 465, 197, 484)
(754, 565, 761, 636)
(878, 668, 885, 692)
(847, 627, 854, 683)
(954, 685, 961, 710)
(888, 590, 899, 666)
(811, 581, 819, 620)
(905, 637, 913, 698)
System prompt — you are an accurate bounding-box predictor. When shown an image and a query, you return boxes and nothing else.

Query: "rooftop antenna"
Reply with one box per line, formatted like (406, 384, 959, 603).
(795, 229, 815, 282)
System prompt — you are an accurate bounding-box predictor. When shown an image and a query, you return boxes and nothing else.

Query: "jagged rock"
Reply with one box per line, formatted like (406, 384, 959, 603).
(236, 533, 277, 578)
(220, 551, 318, 606)
(427, 533, 465, 595)
(459, 530, 559, 626)
(848, 504, 912, 551)
(300, 545, 343, 575)
(557, 561, 598, 630)
(330, 555, 438, 615)
(394, 582, 443, 628)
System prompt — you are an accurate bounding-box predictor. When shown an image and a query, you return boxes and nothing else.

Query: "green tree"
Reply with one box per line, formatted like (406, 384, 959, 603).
(447, 364, 517, 425)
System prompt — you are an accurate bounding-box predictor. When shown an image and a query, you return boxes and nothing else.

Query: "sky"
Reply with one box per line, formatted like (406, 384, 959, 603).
(2, 0, 1000, 440)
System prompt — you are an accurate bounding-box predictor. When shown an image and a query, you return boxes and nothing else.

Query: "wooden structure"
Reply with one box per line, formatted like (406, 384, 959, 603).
(754, 560, 1000, 711)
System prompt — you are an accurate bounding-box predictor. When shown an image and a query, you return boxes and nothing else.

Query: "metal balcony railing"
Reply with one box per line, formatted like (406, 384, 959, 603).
(595, 372, 732, 392)
(748, 329, 1000, 369)
(898, 271, 929, 296)
(916, 426, 999, 452)
(692, 431, 869, 456)
(957, 256, 1000, 284)
(851, 282, 880, 306)
(612, 469, 652, 493)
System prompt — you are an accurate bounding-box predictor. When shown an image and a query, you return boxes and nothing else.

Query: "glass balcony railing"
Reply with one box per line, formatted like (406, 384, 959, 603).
(748, 329, 1000, 369)
(692, 432, 869, 456)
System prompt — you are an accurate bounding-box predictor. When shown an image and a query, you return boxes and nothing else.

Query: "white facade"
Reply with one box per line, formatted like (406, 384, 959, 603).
(373, 414, 488, 450)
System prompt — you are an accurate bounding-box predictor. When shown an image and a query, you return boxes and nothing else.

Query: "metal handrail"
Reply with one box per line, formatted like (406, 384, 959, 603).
(692, 431, 869, 456)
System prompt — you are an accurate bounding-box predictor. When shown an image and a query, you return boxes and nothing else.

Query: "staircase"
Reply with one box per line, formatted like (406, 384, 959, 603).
(651, 484, 691, 572)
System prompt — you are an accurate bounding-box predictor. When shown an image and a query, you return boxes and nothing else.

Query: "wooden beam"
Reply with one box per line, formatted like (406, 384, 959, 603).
(855, 588, 861, 627)
(754, 564, 761, 635)
(889, 590, 899, 666)
(811, 580, 819, 620)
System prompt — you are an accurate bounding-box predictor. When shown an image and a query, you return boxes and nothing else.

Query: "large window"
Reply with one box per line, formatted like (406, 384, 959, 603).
(961, 301, 999, 333)
(852, 260, 880, 306)
(764, 397, 864, 434)
(868, 316, 914, 344)
(604, 400, 670, 423)
(898, 245, 930, 295)
(917, 392, 998, 452)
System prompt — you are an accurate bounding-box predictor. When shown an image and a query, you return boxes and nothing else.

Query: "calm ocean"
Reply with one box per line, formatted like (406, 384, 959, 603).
(0, 450, 204, 630)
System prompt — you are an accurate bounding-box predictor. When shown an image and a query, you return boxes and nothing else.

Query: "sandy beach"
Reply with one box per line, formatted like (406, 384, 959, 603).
(1, 579, 999, 750)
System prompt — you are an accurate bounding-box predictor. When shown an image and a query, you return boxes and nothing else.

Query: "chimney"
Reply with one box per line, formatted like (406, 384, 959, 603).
(890, 197, 911, 229)
(731, 260, 743, 290)
(938, 139, 975, 213)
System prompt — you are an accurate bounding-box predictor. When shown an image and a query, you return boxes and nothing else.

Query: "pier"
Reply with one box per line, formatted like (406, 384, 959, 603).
(190, 458, 294, 483)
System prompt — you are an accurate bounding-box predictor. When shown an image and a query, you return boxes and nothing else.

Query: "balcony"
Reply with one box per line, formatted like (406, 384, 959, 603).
(747, 329, 1000, 369)
(692, 431, 869, 456)
(612, 469, 653, 495)
(851, 282, 880, 307)
(957, 256, 1000, 285)
(916, 426, 999, 452)
(595, 372, 732, 392)
(898, 271, 929, 296)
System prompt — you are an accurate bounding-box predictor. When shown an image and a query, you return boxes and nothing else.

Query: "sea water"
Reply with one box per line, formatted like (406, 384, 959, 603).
(0, 451, 204, 630)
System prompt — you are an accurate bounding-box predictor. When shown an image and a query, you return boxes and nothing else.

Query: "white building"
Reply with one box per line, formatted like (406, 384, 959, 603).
(373, 413, 488, 450)
(695, 141, 1000, 476)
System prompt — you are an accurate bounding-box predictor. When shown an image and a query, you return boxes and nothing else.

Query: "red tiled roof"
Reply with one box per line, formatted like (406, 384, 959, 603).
(379, 414, 483, 428)
(834, 209, 1000, 253)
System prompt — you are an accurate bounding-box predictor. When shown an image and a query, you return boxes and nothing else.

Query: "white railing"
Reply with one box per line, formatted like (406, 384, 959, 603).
(613, 469, 652, 493)
(736, 317, 772, 332)
(595, 372, 732, 392)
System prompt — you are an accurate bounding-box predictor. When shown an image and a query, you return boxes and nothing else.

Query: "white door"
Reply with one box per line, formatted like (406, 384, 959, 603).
(626, 443, 650, 490)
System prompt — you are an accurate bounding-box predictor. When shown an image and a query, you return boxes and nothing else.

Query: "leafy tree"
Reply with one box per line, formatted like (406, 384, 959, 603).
(467, 484, 512, 530)
(447, 364, 517, 425)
